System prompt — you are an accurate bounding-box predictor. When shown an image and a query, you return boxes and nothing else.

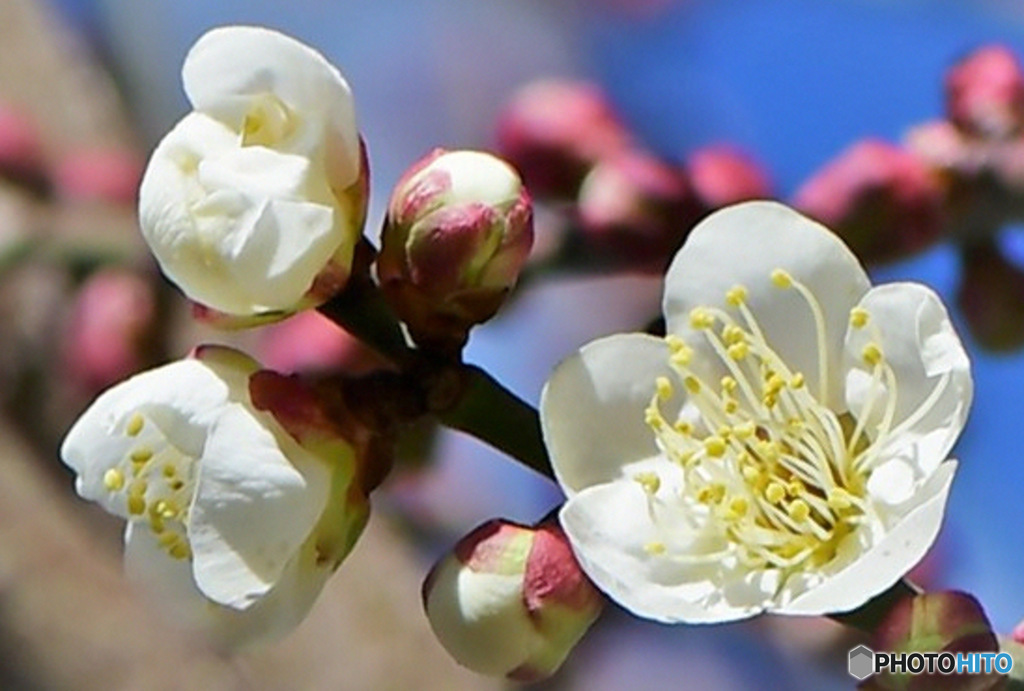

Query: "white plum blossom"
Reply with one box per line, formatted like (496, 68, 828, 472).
(540, 201, 972, 622)
(60, 346, 369, 648)
(139, 26, 367, 324)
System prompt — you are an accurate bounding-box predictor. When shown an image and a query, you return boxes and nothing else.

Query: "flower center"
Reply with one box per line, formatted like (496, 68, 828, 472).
(241, 93, 297, 148)
(101, 411, 196, 560)
(639, 270, 940, 573)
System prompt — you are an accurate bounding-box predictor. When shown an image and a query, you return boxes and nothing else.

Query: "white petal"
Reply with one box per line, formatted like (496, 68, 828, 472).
(189, 404, 329, 609)
(182, 26, 359, 188)
(60, 359, 235, 511)
(560, 479, 771, 624)
(664, 202, 870, 410)
(779, 460, 956, 615)
(540, 334, 678, 496)
(844, 283, 972, 480)
(124, 522, 329, 650)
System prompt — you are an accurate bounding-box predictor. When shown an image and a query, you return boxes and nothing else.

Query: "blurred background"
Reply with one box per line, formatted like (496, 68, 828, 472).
(3, 0, 1024, 688)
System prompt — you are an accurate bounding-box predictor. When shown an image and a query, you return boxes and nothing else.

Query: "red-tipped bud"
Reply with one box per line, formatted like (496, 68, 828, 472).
(792, 139, 944, 263)
(423, 518, 603, 682)
(576, 148, 702, 272)
(62, 269, 156, 392)
(958, 241, 1024, 351)
(687, 145, 773, 210)
(946, 45, 1024, 140)
(496, 80, 632, 199)
(378, 149, 533, 354)
(54, 147, 143, 204)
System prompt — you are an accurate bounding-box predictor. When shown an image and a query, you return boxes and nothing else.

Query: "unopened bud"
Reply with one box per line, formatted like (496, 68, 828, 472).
(378, 149, 533, 354)
(0, 103, 47, 195)
(958, 240, 1024, 351)
(946, 45, 1024, 139)
(792, 139, 944, 263)
(496, 80, 631, 199)
(54, 147, 142, 204)
(423, 518, 602, 681)
(576, 148, 702, 272)
(687, 145, 773, 210)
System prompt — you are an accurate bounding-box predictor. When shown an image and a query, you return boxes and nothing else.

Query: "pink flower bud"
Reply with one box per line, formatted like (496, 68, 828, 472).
(946, 45, 1024, 139)
(958, 241, 1024, 351)
(0, 103, 47, 194)
(54, 147, 143, 204)
(576, 148, 702, 272)
(687, 144, 773, 210)
(496, 80, 632, 199)
(423, 518, 603, 681)
(62, 269, 156, 392)
(1013, 618, 1024, 646)
(378, 149, 533, 353)
(792, 139, 944, 263)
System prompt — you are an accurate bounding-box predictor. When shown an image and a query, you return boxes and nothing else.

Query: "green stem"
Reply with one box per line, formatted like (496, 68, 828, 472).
(438, 365, 554, 481)
(830, 578, 921, 634)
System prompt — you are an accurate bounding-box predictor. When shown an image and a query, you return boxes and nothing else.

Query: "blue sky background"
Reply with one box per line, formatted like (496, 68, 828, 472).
(48, 0, 1024, 687)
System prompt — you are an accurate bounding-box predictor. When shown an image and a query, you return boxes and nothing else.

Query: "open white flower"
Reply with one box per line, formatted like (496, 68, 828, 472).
(541, 201, 972, 622)
(139, 26, 367, 324)
(60, 346, 369, 648)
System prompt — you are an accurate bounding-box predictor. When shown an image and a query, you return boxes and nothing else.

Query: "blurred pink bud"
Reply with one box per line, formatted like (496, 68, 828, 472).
(423, 517, 603, 682)
(687, 144, 773, 210)
(576, 148, 701, 272)
(1013, 618, 1024, 645)
(0, 103, 48, 194)
(256, 310, 390, 375)
(496, 80, 631, 199)
(946, 45, 1024, 139)
(54, 147, 143, 204)
(792, 139, 944, 263)
(379, 149, 533, 353)
(958, 241, 1024, 351)
(63, 270, 155, 391)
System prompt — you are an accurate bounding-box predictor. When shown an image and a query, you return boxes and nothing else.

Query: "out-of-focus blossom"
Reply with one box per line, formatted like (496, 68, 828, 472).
(55, 147, 142, 204)
(793, 140, 945, 263)
(946, 45, 1024, 140)
(957, 240, 1024, 351)
(541, 202, 971, 623)
(256, 310, 390, 375)
(423, 517, 603, 681)
(378, 149, 533, 353)
(688, 145, 773, 210)
(62, 269, 156, 391)
(496, 80, 631, 199)
(576, 149, 701, 272)
(138, 26, 368, 326)
(0, 103, 47, 194)
(60, 346, 371, 649)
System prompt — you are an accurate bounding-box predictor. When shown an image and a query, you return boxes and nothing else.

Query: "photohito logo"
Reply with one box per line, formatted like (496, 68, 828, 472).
(848, 645, 1013, 680)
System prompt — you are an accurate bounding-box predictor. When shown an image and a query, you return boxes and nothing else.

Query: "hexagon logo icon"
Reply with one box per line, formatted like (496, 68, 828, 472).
(848, 645, 874, 680)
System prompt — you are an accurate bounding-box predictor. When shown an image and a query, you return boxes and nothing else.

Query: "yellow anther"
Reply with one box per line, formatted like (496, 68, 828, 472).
(757, 440, 780, 462)
(665, 334, 686, 352)
(790, 372, 805, 389)
(129, 480, 147, 496)
(689, 307, 715, 330)
(726, 285, 748, 306)
(125, 413, 144, 437)
(703, 435, 727, 458)
(727, 496, 749, 518)
(158, 532, 179, 548)
(721, 376, 738, 394)
(684, 376, 701, 394)
(771, 269, 793, 288)
(152, 499, 171, 519)
(742, 465, 761, 484)
(149, 515, 165, 534)
(673, 420, 693, 435)
(102, 468, 125, 492)
(127, 495, 146, 515)
(787, 499, 810, 522)
(862, 343, 884, 366)
(787, 480, 805, 497)
(734, 422, 756, 439)
(827, 489, 854, 511)
(162, 464, 177, 478)
(850, 307, 870, 329)
(169, 542, 191, 561)
(763, 393, 778, 409)
(644, 542, 667, 556)
(130, 447, 153, 464)
(727, 342, 749, 360)
(722, 325, 745, 345)
(724, 400, 738, 414)
(633, 472, 661, 495)
(766, 374, 785, 394)
(765, 482, 786, 503)
(698, 483, 726, 504)
(655, 376, 673, 401)
(644, 405, 664, 430)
